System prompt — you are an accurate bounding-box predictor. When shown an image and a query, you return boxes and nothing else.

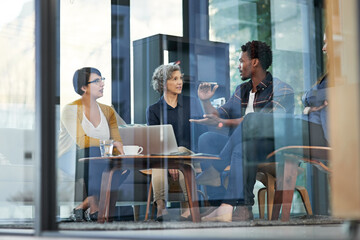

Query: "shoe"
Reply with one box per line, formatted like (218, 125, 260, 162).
(155, 215, 165, 222)
(196, 166, 221, 187)
(89, 211, 98, 222)
(71, 208, 85, 222)
(85, 211, 98, 222)
(201, 213, 232, 222)
(155, 214, 172, 222)
(179, 215, 192, 221)
(232, 206, 253, 221)
(155, 212, 178, 222)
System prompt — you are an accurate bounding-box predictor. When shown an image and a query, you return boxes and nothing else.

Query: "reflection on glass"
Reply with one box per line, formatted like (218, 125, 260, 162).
(58, 0, 112, 221)
(52, 0, 333, 231)
(0, 1, 35, 225)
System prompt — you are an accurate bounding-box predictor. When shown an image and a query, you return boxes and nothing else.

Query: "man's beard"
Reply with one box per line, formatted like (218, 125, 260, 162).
(241, 75, 250, 81)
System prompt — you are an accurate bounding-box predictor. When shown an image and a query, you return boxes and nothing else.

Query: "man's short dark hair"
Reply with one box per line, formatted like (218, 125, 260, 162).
(241, 41, 272, 71)
(73, 67, 102, 95)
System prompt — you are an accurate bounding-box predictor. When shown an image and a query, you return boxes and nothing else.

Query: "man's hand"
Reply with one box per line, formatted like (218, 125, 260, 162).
(190, 114, 223, 127)
(168, 169, 179, 181)
(198, 83, 219, 101)
(113, 141, 124, 155)
(190, 115, 243, 128)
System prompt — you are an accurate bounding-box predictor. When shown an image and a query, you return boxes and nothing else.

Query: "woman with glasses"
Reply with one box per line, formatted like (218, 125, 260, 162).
(58, 67, 128, 221)
(146, 63, 204, 221)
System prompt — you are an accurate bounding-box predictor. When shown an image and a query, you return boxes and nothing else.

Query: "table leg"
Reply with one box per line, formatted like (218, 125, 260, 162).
(108, 169, 125, 222)
(98, 170, 111, 223)
(179, 163, 200, 222)
(144, 180, 153, 221)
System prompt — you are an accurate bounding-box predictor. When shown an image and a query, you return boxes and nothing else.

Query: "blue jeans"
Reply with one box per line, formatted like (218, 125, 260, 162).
(76, 147, 129, 199)
(198, 132, 229, 205)
(197, 123, 249, 206)
(198, 113, 328, 207)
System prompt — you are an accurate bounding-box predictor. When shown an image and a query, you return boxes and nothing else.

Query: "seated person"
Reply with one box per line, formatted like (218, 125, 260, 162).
(146, 63, 204, 221)
(190, 40, 295, 220)
(58, 67, 128, 221)
(193, 38, 328, 222)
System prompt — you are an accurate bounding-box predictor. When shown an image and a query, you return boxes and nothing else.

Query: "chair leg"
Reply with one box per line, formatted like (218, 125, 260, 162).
(144, 180, 153, 221)
(258, 188, 266, 219)
(133, 205, 140, 221)
(296, 186, 313, 215)
(197, 189, 210, 207)
(266, 172, 276, 221)
(271, 158, 298, 221)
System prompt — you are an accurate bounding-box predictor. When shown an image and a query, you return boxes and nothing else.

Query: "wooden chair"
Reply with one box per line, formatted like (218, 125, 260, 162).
(143, 167, 207, 221)
(142, 169, 183, 221)
(267, 146, 331, 221)
(222, 162, 313, 221)
(256, 162, 313, 220)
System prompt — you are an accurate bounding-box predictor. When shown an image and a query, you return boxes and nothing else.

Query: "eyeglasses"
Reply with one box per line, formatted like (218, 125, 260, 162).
(88, 77, 105, 85)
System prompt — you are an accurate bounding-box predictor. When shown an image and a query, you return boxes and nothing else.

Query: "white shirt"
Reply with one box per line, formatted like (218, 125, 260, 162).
(81, 104, 110, 141)
(245, 90, 256, 115)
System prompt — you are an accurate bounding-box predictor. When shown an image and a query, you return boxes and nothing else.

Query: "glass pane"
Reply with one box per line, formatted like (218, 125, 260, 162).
(208, 0, 330, 221)
(57, 0, 113, 221)
(0, 0, 35, 228)
(53, 0, 354, 238)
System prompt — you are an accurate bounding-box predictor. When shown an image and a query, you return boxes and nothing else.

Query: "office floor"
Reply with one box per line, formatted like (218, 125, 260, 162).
(0, 223, 359, 240)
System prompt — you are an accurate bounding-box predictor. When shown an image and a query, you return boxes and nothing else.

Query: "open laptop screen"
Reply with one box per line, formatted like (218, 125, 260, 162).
(118, 124, 179, 155)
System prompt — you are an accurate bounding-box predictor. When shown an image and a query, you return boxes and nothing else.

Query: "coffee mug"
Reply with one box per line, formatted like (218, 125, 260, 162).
(100, 139, 114, 157)
(123, 145, 143, 155)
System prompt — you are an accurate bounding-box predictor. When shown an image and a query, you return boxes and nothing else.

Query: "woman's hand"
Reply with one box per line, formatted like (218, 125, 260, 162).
(113, 141, 124, 155)
(303, 100, 328, 114)
(168, 169, 179, 181)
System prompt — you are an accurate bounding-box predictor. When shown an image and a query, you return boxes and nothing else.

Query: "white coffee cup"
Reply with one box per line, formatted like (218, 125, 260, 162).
(123, 145, 143, 155)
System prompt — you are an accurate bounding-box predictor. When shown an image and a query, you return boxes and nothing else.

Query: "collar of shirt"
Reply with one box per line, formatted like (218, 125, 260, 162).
(255, 72, 273, 92)
(160, 95, 183, 110)
(241, 72, 272, 94)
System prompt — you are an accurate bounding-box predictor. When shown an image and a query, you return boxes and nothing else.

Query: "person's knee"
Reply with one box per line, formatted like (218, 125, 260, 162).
(198, 132, 227, 154)
(198, 132, 218, 151)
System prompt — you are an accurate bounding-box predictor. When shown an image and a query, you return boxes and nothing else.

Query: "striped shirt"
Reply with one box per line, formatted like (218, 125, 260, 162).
(218, 72, 294, 121)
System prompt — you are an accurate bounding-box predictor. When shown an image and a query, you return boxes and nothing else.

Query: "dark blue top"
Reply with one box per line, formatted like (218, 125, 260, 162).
(300, 75, 328, 141)
(146, 95, 204, 150)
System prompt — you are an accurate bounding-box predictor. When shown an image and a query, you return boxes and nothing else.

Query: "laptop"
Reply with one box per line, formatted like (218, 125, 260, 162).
(118, 124, 179, 155)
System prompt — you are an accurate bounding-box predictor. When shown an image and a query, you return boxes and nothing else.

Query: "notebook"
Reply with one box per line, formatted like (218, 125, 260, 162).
(118, 124, 179, 155)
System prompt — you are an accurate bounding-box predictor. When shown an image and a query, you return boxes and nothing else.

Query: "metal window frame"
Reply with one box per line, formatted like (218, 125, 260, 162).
(34, 0, 59, 234)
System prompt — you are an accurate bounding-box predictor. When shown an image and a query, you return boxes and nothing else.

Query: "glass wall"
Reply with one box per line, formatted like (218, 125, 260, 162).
(53, 0, 330, 227)
(2, 0, 360, 238)
(57, 0, 112, 220)
(0, 0, 35, 228)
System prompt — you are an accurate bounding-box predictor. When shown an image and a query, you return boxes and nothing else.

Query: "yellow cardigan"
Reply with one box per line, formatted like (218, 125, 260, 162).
(59, 99, 122, 156)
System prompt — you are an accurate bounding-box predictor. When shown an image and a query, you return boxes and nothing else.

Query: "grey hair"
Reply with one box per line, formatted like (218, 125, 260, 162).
(151, 64, 181, 93)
